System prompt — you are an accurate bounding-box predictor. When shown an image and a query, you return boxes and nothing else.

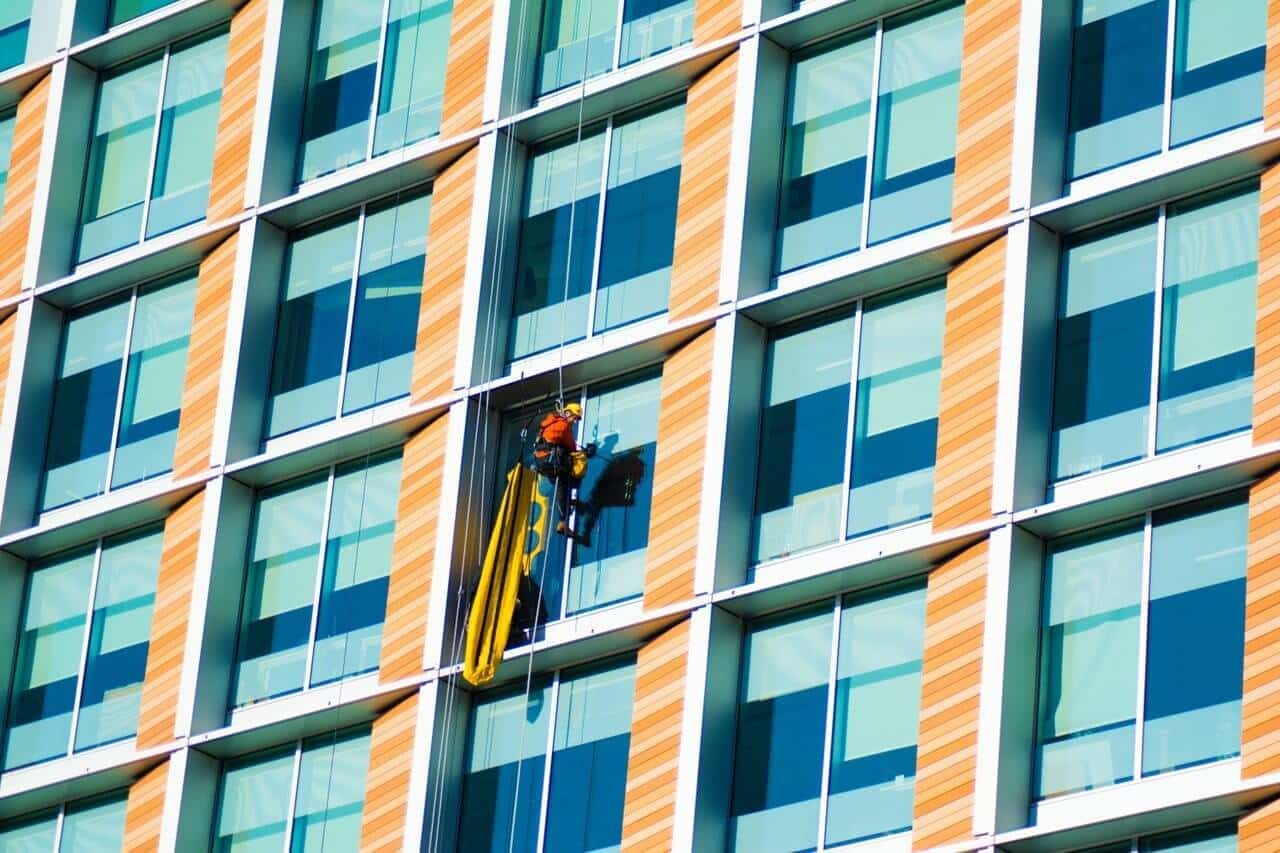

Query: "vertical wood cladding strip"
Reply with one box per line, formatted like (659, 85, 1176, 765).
(1244, 469, 1280, 777)
(439, 0, 492, 137)
(206, 0, 267, 222)
(359, 694, 420, 851)
(693, 0, 740, 44)
(950, 0, 1021, 229)
(0, 313, 16, 423)
(135, 491, 205, 749)
(379, 416, 449, 682)
(0, 74, 50, 299)
(1241, 796, 1280, 852)
(911, 538, 987, 851)
(122, 760, 169, 853)
(644, 329, 714, 609)
(668, 51, 737, 321)
(932, 236, 1006, 532)
(171, 234, 237, 480)
(1255, 164, 1280, 443)
(1266, 0, 1280, 130)
(620, 619, 690, 851)
(410, 147, 475, 403)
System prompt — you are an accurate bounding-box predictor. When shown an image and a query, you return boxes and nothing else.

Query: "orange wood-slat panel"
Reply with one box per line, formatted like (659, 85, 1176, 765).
(1256, 164, 1280, 443)
(1244, 469, 1280, 777)
(135, 491, 205, 749)
(439, 0, 492, 136)
(693, 0, 740, 44)
(669, 53, 736, 321)
(122, 760, 168, 852)
(171, 234, 237, 480)
(932, 236, 1005, 532)
(644, 329, 714, 609)
(0, 313, 15, 424)
(380, 416, 449, 682)
(410, 148, 475, 403)
(207, 0, 267, 222)
(621, 620, 689, 851)
(1266, 0, 1280, 130)
(0, 74, 50, 299)
(951, 0, 1021, 229)
(1241, 796, 1280, 852)
(911, 538, 987, 851)
(359, 694, 419, 851)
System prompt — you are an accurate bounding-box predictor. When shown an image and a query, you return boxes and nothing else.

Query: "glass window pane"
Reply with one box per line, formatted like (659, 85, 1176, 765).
(567, 373, 661, 615)
(373, 0, 453, 155)
(1051, 218, 1158, 482)
(0, 7, 32, 74)
(73, 528, 162, 751)
(729, 606, 832, 853)
(343, 194, 431, 415)
(1156, 189, 1257, 451)
(544, 660, 635, 852)
(1171, 0, 1265, 146)
(3, 549, 95, 770)
(1143, 497, 1246, 774)
(0, 810, 57, 850)
(292, 729, 372, 851)
(298, 0, 382, 182)
(510, 130, 605, 359)
(1142, 822, 1238, 852)
(1067, 0, 1167, 179)
(619, 0, 692, 67)
(777, 33, 874, 273)
(266, 216, 359, 438)
(79, 56, 163, 263)
(310, 453, 402, 686)
(752, 312, 855, 563)
(58, 795, 127, 852)
(1036, 524, 1143, 798)
(0, 113, 15, 213)
(825, 586, 925, 846)
(866, 2, 963, 245)
(458, 681, 552, 853)
(594, 103, 684, 334)
(109, 0, 180, 27)
(42, 296, 130, 512)
(233, 474, 328, 707)
(536, 0, 616, 95)
(213, 746, 295, 852)
(147, 33, 228, 238)
(848, 285, 944, 536)
(111, 275, 197, 489)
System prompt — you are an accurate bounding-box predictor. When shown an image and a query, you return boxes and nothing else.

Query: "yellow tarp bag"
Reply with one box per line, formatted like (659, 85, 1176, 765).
(462, 463, 550, 685)
(570, 449, 588, 479)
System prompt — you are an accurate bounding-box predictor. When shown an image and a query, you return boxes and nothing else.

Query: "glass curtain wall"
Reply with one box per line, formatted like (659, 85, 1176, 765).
(1066, 0, 1265, 182)
(212, 727, 372, 851)
(265, 192, 431, 440)
(231, 452, 403, 708)
(109, 0, 182, 27)
(77, 30, 229, 264)
(1035, 494, 1246, 799)
(2, 528, 162, 771)
(0, 794, 128, 850)
(1050, 185, 1257, 485)
(41, 273, 198, 513)
(1081, 822, 1237, 853)
(297, 0, 455, 183)
(510, 102, 684, 360)
(457, 657, 636, 853)
(751, 282, 945, 565)
(775, 1, 964, 274)
(728, 584, 926, 851)
(535, 0, 693, 96)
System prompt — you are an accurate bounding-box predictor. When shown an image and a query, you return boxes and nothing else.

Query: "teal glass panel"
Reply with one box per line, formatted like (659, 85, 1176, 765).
(291, 729, 372, 850)
(213, 746, 294, 852)
(1142, 822, 1238, 852)
(752, 311, 855, 563)
(3, 548, 95, 770)
(1170, 0, 1265, 147)
(1036, 523, 1143, 798)
(0, 113, 15, 213)
(866, 2, 963, 245)
(58, 795, 127, 852)
(147, 32, 228, 239)
(619, 0, 693, 67)
(536, 0, 616, 95)
(0, 6, 32, 74)
(373, 0, 454, 155)
(1156, 188, 1257, 452)
(109, 0, 179, 27)
(825, 585, 925, 846)
(0, 810, 57, 850)
(111, 274, 197, 489)
(847, 284, 944, 536)
(73, 528, 162, 752)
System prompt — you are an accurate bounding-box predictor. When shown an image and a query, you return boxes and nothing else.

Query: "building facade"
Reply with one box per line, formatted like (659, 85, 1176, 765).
(0, 0, 1275, 851)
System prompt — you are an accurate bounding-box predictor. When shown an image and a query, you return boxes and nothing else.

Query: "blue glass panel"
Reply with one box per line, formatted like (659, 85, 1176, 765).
(536, 0, 615, 96)
(109, 0, 180, 27)
(619, 0, 693, 67)
(0, 5, 28, 77)
(0, 809, 57, 849)
(1141, 821, 1238, 852)
(59, 795, 127, 851)
(213, 746, 294, 852)
(291, 729, 372, 849)
(373, 0, 453, 155)
(1171, 0, 1265, 147)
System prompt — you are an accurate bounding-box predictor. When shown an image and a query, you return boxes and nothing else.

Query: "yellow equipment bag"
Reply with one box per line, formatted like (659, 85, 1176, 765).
(463, 463, 550, 685)
(570, 449, 588, 479)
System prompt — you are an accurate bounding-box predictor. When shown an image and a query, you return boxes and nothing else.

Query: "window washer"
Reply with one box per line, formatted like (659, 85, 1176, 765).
(532, 402, 595, 539)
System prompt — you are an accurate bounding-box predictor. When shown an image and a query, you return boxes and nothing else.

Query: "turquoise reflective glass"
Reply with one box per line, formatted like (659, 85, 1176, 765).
(1171, 0, 1265, 146)
(0, 809, 57, 850)
(266, 193, 430, 439)
(109, 0, 181, 27)
(0, 795, 128, 852)
(232, 453, 403, 707)
(1, 3, 61, 73)
(41, 274, 197, 512)
(212, 728, 372, 852)
(298, 0, 454, 183)
(2, 530, 162, 771)
(78, 32, 228, 264)
(0, 114, 14, 213)
(1142, 822, 1238, 852)
(536, 0, 692, 96)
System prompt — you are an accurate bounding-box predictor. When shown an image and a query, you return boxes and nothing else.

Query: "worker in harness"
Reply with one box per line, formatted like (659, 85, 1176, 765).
(532, 402, 596, 540)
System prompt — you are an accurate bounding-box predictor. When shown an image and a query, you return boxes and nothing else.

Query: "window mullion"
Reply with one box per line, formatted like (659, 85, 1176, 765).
(1160, 0, 1177, 151)
(1134, 513, 1154, 783)
(610, 0, 625, 71)
(858, 23, 885, 250)
(366, 0, 395, 160)
(102, 287, 139, 494)
(534, 669, 562, 853)
(50, 805, 66, 853)
(814, 596, 843, 850)
(1147, 206, 1168, 457)
(65, 539, 106, 757)
(334, 206, 368, 419)
(838, 303, 864, 539)
(584, 121, 612, 341)
(139, 47, 172, 242)
(280, 740, 306, 851)
(301, 466, 340, 691)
